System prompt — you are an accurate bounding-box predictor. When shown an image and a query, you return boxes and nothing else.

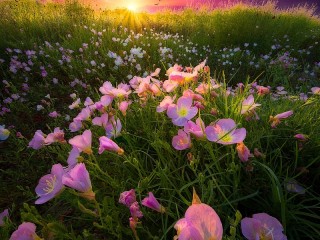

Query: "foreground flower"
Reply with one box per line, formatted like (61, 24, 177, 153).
(99, 136, 124, 155)
(69, 129, 92, 154)
(0, 125, 10, 141)
(0, 209, 9, 226)
(35, 164, 65, 204)
(119, 189, 136, 208)
(174, 189, 223, 240)
(10, 222, 42, 240)
(205, 119, 246, 145)
(172, 130, 191, 150)
(28, 130, 46, 150)
(62, 163, 95, 200)
(241, 213, 287, 240)
(142, 192, 165, 213)
(269, 110, 293, 128)
(167, 96, 198, 126)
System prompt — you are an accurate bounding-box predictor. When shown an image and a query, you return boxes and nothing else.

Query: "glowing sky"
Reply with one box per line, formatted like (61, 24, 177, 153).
(83, 0, 319, 12)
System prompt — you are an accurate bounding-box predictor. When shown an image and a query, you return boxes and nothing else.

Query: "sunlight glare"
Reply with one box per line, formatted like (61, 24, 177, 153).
(127, 3, 138, 12)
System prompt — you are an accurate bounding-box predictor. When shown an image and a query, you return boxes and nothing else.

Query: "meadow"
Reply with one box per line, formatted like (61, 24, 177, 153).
(0, 0, 320, 239)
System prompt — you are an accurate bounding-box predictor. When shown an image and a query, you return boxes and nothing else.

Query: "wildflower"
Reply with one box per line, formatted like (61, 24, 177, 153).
(48, 111, 60, 118)
(0, 125, 10, 141)
(172, 130, 191, 150)
(69, 119, 82, 132)
(174, 189, 223, 240)
(167, 96, 198, 126)
(236, 142, 252, 162)
(205, 119, 246, 145)
(0, 209, 9, 226)
(45, 127, 66, 145)
(36, 105, 44, 111)
(118, 100, 132, 116)
(269, 110, 293, 128)
(29, 130, 46, 150)
(156, 95, 175, 113)
(69, 129, 92, 154)
(69, 98, 81, 109)
(241, 95, 261, 119)
(67, 147, 80, 167)
(241, 213, 287, 240)
(35, 164, 65, 204)
(256, 86, 270, 96)
(62, 163, 95, 200)
(98, 136, 124, 155)
(119, 189, 136, 208)
(294, 134, 308, 142)
(92, 113, 109, 129)
(184, 118, 205, 139)
(129, 202, 143, 219)
(254, 148, 265, 158)
(311, 87, 320, 95)
(285, 179, 305, 194)
(10, 222, 42, 240)
(142, 192, 165, 213)
(105, 117, 122, 138)
(162, 79, 179, 92)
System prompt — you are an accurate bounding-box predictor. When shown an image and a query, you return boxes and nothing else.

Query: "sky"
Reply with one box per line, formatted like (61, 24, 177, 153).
(82, 0, 319, 13)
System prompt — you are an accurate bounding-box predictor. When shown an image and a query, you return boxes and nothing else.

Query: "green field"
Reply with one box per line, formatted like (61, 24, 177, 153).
(0, 0, 319, 239)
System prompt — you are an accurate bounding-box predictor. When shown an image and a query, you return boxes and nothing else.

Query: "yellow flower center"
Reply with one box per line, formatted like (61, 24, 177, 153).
(218, 132, 233, 143)
(177, 107, 188, 117)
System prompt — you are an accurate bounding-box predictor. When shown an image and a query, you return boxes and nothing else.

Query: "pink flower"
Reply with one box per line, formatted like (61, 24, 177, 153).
(92, 113, 109, 129)
(62, 163, 95, 200)
(269, 110, 293, 128)
(205, 119, 246, 145)
(35, 164, 65, 204)
(69, 98, 81, 109)
(119, 189, 136, 208)
(241, 95, 261, 116)
(48, 111, 60, 118)
(294, 134, 308, 142)
(28, 130, 46, 150)
(241, 213, 287, 240)
(67, 147, 80, 168)
(0, 209, 9, 226)
(69, 119, 82, 132)
(45, 127, 66, 145)
(256, 85, 270, 96)
(118, 100, 132, 116)
(184, 118, 205, 139)
(105, 117, 122, 138)
(162, 79, 179, 92)
(129, 202, 143, 219)
(99, 136, 124, 155)
(167, 96, 198, 126)
(174, 190, 223, 240)
(172, 130, 191, 150)
(156, 95, 175, 113)
(142, 192, 165, 213)
(311, 87, 320, 95)
(69, 130, 92, 154)
(236, 142, 252, 162)
(10, 222, 41, 240)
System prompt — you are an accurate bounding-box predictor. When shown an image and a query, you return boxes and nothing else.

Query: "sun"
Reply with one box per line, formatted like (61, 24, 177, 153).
(127, 3, 138, 12)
